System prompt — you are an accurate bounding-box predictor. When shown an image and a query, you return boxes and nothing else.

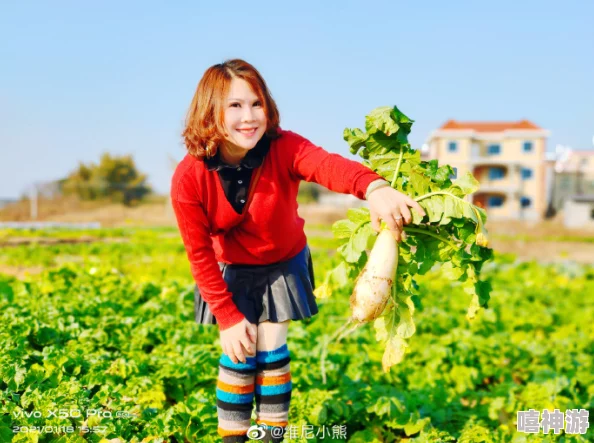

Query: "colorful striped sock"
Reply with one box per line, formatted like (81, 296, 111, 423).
(216, 353, 257, 443)
(255, 343, 292, 442)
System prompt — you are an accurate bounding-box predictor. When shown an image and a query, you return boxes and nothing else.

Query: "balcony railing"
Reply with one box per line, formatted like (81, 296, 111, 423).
(469, 157, 524, 166)
(477, 183, 521, 195)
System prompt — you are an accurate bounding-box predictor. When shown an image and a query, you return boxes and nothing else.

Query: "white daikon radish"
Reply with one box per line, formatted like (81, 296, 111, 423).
(349, 228, 399, 323)
(320, 228, 399, 383)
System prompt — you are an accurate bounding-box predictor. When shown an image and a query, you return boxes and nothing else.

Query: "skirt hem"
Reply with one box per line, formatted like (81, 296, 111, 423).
(193, 245, 318, 326)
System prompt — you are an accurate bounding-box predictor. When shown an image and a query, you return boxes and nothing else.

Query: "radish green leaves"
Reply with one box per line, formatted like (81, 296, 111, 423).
(316, 106, 494, 372)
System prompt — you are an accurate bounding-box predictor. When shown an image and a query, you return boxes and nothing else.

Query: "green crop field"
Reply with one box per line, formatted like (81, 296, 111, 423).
(0, 227, 592, 442)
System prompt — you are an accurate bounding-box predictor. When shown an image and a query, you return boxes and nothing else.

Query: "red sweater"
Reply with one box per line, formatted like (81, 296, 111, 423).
(170, 128, 383, 330)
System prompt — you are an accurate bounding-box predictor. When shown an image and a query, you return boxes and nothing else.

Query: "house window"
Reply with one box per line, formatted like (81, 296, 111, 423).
(488, 144, 501, 155)
(450, 167, 458, 179)
(520, 197, 532, 208)
(521, 168, 533, 180)
(591, 208, 594, 220)
(488, 167, 505, 180)
(488, 196, 504, 207)
(523, 141, 533, 153)
(448, 141, 458, 153)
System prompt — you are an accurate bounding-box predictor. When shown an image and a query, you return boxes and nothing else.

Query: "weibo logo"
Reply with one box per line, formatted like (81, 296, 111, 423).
(246, 424, 266, 440)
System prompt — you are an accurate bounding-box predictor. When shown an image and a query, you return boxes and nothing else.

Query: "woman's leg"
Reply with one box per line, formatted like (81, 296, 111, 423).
(216, 328, 259, 443)
(255, 320, 291, 442)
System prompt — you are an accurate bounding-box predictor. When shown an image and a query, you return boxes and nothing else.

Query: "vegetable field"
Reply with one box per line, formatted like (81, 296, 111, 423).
(0, 227, 592, 442)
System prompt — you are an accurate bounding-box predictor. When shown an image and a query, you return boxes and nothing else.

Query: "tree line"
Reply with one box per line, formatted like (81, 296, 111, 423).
(59, 153, 151, 206)
(55, 153, 322, 207)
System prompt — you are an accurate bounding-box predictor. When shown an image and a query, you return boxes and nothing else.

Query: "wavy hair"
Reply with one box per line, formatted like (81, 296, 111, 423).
(182, 59, 281, 159)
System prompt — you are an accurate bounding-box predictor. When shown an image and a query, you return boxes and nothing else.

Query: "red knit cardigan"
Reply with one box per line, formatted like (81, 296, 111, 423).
(170, 128, 383, 330)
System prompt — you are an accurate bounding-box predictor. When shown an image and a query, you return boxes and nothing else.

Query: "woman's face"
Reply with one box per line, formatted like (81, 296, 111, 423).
(222, 77, 267, 155)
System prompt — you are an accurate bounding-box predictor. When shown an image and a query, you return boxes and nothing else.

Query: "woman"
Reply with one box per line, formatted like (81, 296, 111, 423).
(171, 59, 425, 443)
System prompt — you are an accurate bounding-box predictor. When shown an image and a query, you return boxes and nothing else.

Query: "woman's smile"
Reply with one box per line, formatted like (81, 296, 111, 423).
(237, 128, 257, 137)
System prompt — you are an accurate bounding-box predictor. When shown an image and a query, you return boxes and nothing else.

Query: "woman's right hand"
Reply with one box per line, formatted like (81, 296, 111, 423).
(220, 317, 258, 364)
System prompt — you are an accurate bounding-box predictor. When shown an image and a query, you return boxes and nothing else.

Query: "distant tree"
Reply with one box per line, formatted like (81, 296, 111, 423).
(61, 154, 151, 206)
(297, 181, 321, 204)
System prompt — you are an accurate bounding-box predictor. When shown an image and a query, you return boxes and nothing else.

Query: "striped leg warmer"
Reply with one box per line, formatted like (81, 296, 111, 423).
(255, 343, 292, 443)
(216, 353, 257, 443)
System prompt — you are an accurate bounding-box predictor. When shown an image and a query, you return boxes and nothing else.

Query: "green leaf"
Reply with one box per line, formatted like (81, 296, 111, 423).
(349, 429, 383, 443)
(451, 171, 480, 195)
(395, 302, 416, 339)
(365, 106, 401, 136)
(354, 223, 374, 250)
(374, 317, 389, 342)
(382, 335, 408, 372)
(456, 222, 477, 244)
(390, 105, 414, 127)
(475, 279, 492, 306)
(423, 195, 445, 224)
(338, 239, 362, 263)
(404, 417, 431, 436)
(329, 262, 350, 288)
(367, 395, 404, 418)
(368, 151, 401, 178)
(308, 404, 328, 425)
(365, 132, 402, 153)
(470, 243, 494, 262)
(343, 127, 368, 154)
(418, 258, 435, 275)
(332, 219, 357, 239)
(0, 427, 13, 442)
(441, 262, 466, 281)
(425, 160, 453, 185)
(347, 207, 371, 225)
(403, 149, 421, 167)
(409, 169, 432, 197)
(0, 280, 15, 302)
(442, 196, 464, 225)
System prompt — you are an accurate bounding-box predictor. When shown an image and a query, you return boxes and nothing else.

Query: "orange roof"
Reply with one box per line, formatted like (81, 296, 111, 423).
(440, 119, 542, 132)
(569, 149, 594, 156)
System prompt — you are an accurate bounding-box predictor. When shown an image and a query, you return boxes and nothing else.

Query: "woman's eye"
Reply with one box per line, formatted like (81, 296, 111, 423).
(230, 102, 262, 108)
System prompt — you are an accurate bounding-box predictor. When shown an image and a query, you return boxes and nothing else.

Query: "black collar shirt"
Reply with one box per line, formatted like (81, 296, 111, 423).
(204, 134, 271, 215)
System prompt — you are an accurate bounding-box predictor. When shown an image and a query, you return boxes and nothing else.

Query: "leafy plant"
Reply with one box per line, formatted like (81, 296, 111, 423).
(316, 106, 494, 373)
(0, 228, 591, 441)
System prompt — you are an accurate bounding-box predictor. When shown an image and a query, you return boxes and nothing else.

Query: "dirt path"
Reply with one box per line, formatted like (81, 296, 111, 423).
(0, 265, 45, 278)
(305, 229, 594, 264)
(0, 237, 129, 247)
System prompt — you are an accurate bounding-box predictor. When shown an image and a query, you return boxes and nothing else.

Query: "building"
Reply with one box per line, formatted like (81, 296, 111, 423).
(425, 120, 550, 221)
(563, 195, 594, 229)
(551, 148, 594, 212)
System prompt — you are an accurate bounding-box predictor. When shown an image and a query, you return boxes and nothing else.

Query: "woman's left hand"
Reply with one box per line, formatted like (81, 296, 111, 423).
(367, 186, 426, 242)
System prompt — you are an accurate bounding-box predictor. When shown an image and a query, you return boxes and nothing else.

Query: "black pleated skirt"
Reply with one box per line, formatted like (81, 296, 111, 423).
(194, 244, 319, 326)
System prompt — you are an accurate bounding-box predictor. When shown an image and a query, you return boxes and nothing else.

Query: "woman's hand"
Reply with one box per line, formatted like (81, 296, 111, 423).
(220, 317, 258, 364)
(367, 186, 426, 242)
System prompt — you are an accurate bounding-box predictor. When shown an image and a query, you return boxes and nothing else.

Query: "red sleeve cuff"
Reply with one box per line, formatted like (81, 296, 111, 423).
(215, 305, 246, 330)
(355, 171, 385, 200)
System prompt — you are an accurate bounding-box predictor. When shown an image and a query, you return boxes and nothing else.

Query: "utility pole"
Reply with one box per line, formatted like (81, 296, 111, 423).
(30, 183, 38, 220)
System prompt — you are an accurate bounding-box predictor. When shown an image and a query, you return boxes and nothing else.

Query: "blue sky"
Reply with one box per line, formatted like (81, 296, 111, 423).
(1, 1, 592, 198)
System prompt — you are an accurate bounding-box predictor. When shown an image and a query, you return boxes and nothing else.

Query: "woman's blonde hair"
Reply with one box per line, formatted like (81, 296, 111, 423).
(182, 59, 281, 159)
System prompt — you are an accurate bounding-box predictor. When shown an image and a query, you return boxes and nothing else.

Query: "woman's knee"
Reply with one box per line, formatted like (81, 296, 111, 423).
(256, 320, 289, 351)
